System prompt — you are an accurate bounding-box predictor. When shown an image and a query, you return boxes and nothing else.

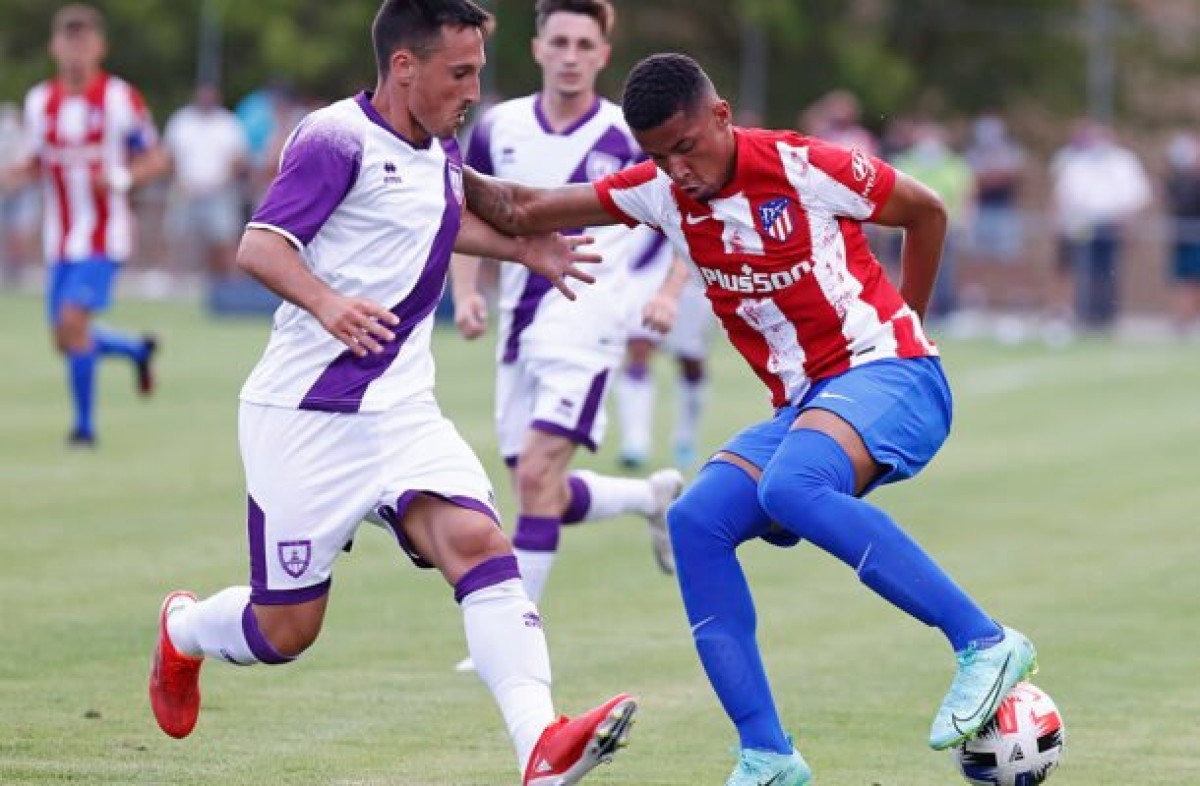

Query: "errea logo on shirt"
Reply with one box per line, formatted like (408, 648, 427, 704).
(699, 261, 813, 294)
(382, 161, 402, 186)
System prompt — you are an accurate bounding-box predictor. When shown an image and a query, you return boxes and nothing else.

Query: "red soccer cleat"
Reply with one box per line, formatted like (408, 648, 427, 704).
(523, 693, 638, 786)
(149, 591, 203, 739)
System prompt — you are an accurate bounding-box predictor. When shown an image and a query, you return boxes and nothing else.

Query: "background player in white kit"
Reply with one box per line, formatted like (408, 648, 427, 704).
(148, 4, 636, 784)
(617, 246, 717, 471)
(449, 0, 684, 662)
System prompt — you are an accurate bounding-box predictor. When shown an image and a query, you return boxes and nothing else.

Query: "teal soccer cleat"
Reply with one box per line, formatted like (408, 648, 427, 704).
(929, 626, 1038, 750)
(726, 746, 812, 786)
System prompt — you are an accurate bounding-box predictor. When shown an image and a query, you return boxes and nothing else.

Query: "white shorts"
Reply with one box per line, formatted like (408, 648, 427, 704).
(494, 352, 618, 463)
(239, 400, 498, 604)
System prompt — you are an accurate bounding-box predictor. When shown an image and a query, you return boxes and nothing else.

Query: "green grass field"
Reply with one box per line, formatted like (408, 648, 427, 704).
(1, 292, 1198, 785)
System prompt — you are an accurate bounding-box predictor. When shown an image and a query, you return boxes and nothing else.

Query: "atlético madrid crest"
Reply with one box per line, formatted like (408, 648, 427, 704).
(758, 197, 795, 242)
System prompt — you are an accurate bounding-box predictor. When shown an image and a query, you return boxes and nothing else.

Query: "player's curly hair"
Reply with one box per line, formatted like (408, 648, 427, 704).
(535, 0, 615, 37)
(621, 53, 713, 132)
(372, 0, 492, 75)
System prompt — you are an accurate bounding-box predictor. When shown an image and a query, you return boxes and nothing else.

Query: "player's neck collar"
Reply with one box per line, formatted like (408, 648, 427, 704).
(357, 90, 433, 151)
(533, 92, 601, 137)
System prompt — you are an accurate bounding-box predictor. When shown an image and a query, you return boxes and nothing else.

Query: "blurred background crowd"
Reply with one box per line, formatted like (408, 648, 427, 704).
(1, 0, 1199, 343)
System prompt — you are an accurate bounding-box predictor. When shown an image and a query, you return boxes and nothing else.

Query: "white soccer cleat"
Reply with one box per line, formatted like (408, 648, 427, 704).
(453, 655, 476, 673)
(645, 469, 684, 575)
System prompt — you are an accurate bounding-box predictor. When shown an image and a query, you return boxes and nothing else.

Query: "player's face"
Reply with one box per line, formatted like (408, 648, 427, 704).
(408, 25, 485, 139)
(532, 12, 610, 99)
(635, 99, 736, 202)
(49, 26, 107, 82)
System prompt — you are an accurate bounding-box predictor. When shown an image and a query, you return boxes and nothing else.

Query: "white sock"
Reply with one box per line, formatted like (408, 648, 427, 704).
(572, 469, 655, 520)
(514, 548, 556, 606)
(615, 370, 655, 459)
(673, 377, 708, 448)
(462, 578, 556, 774)
(167, 586, 260, 665)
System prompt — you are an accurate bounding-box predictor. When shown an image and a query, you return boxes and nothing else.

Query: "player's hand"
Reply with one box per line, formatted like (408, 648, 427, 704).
(454, 292, 488, 340)
(642, 292, 679, 334)
(517, 233, 601, 301)
(313, 293, 400, 358)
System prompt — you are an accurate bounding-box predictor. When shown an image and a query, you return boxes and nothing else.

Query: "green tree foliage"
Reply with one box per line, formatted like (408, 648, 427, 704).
(0, 0, 1192, 134)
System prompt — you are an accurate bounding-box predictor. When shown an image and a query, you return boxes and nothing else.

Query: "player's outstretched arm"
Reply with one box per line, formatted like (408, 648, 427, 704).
(873, 171, 948, 321)
(463, 166, 619, 235)
(456, 209, 600, 301)
(236, 228, 399, 358)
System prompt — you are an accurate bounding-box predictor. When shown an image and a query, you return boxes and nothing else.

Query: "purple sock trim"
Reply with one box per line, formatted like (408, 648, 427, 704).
(681, 367, 706, 384)
(454, 554, 521, 604)
(562, 474, 592, 524)
(512, 514, 561, 552)
(241, 603, 295, 665)
(625, 364, 650, 381)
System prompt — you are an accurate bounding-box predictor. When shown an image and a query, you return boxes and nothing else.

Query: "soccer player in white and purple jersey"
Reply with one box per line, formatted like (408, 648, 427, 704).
(461, 53, 1038, 786)
(147, 4, 635, 784)
(448, 0, 683, 644)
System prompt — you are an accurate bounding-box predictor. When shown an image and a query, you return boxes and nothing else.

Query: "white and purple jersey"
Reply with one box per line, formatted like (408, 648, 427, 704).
(466, 94, 661, 363)
(240, 92, 464, 413)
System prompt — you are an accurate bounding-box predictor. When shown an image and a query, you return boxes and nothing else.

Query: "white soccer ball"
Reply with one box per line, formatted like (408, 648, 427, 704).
(952, 681, 1065, 786)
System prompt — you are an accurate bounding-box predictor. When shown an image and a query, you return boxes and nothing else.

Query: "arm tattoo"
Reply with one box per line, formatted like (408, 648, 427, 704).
(463, 168, 521, 234)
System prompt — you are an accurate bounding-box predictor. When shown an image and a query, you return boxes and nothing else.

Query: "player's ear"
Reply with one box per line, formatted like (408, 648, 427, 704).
(598, 42, 612, 68)
(713, 100, 733, 129)
(391, 49, 417, 86)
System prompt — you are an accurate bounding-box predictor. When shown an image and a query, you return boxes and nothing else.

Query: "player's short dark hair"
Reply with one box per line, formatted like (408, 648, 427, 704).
(622, 53, 713, 132)
(534, 0, 615, 38)
(372, 0, 491, 75)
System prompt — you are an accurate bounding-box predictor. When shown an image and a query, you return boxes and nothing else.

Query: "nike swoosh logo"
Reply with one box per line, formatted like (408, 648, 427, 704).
(685, 213, 709, 225)
(690, 615, 716, 633)
(817, 392, 855, 403)
(762, 771, 788, 786)
(951, 652, 1011, 735)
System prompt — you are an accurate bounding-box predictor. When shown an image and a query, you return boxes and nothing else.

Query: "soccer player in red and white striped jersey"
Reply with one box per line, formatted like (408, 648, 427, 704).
(463, 53, 1037, 785)
(10, 5, 167, 447)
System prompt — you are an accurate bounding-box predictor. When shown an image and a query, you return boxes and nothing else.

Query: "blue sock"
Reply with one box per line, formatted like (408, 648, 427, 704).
(669, 460, 792, 754)
(758, 429, 1001, 652)
(92, 324, 145, 362)
(67, 350, 97, 437)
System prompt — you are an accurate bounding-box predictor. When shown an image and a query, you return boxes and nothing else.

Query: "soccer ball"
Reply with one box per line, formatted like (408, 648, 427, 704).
(952, 681, 1065, 786)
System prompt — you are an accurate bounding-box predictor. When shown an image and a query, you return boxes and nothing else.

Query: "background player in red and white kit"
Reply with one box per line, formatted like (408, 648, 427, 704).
(462, 53, 1037, 786)
(449, 1, 683, 675)
(6, 4, 166, 447)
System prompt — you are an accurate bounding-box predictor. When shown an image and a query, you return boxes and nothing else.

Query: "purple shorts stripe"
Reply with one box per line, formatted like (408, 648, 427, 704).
(574, 368, 609, 443)
(249, 578, 332, 607)
(531, 419, 598, 452)
(247, 495, 266, 593)
(562, 474, 592, 524)
(241, 603, 295, 664)
(454, 554, 521, 604)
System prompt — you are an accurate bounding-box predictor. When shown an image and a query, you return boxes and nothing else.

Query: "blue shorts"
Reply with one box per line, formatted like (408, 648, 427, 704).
(47, 257, 121, 324)
(720, 356, 953, 494)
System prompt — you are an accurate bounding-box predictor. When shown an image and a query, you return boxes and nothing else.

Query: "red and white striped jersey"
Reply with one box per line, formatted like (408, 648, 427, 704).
(23, 72, 157, 264)
(595, 127, 937, 408)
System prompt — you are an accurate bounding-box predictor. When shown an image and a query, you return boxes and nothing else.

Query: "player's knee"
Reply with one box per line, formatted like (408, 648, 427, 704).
(443, 516, 510, 564)
(757, 461, 829, 526)
(513, 458, 559, 504)
(667, 492, 722, 561)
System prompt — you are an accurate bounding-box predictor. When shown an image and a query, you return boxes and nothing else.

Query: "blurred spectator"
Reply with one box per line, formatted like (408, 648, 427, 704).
(1049, 120, 1151, 335)
(0, 102, 40, 286)
(965, 113, 1025, 265)
(1165, 132, 1200, 337)
(892, 121, 975, 321)
(800, 89, 880, 155)
(249, 88, 306, 206)
(163, 82, 250, 282)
